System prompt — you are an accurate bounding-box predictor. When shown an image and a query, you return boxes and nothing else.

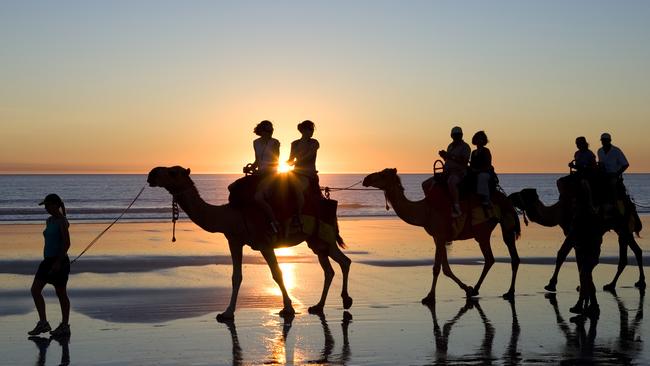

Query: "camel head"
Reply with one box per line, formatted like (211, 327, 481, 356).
(362, 168, 401, 191)
(147, 166, 193, 195)
(508, 188, 539, 211)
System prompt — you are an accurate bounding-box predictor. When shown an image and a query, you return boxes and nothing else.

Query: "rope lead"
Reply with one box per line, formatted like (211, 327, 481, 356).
(171, 198, 179, 242)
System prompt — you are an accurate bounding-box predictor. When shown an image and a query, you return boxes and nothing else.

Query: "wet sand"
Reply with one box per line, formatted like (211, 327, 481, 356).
(0, 217, 648, 365)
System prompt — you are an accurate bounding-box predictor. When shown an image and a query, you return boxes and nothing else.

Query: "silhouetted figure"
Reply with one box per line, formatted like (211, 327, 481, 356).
(363, 168, 521, 302)
(569, 191, 605, 319)
(509, 187, 645, 291)
(438, 126, 470, 218)
(148, 166, 352, 320)
(28, 194, 71, 338)
(597, 132, 629, 215)
(569, 136, 597, 172)
(286, 120, 319, 227)
(470, 131, 494, 207)
(251, 120, 281, 234)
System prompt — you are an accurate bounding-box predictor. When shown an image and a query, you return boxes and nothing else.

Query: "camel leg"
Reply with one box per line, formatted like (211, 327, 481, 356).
(604, 234, 629, 291)
(470, 237, 495, 297)
(422, 243, 443, 305)
(546, 237, 573, 292)
(308, 253, 334, 314)
(503, 232, 520, 300)
(217, 242, 243, 322)
(436, 239, 470, 296)
(261, 248, 295, 318)
(327, 245, 353, 309)
(628, 236, 646, 289)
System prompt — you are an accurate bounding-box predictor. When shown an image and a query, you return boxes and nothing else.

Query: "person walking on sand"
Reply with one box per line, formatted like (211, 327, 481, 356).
(28, 193, 71, 337)
(251, 120, 281, 234)
(438, 126, 470, 218)
(286, 120, 320, 226)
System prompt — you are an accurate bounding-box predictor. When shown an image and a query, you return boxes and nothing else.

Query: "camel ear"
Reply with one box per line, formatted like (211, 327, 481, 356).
(389, 168, 397, 175)
(185, 168, 191, 176)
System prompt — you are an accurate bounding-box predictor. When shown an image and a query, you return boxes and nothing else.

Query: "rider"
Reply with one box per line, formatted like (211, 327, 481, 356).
(438, 126, 470, 218)
(597, 132, 629, 211)
(286, 120, 319, 226)
(470, 131, 493, 207)
(252, 120, 281, 233)
(569, 136, 597, 212)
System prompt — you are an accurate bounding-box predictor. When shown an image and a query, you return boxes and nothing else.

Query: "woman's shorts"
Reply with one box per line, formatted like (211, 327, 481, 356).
(35, 256, 70, 287)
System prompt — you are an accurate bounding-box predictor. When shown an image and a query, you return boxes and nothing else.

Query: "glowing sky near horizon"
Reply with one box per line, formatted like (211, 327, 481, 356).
(1, 1, 649, 173)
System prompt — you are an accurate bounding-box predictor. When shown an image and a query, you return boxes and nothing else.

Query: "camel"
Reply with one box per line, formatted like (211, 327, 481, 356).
(362, 168, 521, 303)
(508, 187, 645, 291)
(147, 166, 352, 320)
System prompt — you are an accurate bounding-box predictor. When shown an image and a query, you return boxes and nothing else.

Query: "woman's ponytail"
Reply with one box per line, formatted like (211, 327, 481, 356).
(60, 201, 67, 217)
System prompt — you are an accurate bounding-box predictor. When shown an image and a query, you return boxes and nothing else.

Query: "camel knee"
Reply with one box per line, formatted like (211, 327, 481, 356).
(324, 267, 335, 280)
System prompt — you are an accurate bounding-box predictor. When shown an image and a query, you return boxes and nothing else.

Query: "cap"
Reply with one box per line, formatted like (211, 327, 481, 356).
(600, 132, 611, 141)
(39, 193, 63, 206)
(451, 126, 463, 135)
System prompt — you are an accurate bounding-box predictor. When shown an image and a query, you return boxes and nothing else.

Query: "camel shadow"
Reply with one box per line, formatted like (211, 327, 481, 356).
(426, 298, 497, 365)
(220, 312, 352, 365)
(27, 335, 70, 366)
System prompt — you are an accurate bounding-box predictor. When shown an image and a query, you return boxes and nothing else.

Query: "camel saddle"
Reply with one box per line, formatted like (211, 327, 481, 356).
(228, 173, 340, 248)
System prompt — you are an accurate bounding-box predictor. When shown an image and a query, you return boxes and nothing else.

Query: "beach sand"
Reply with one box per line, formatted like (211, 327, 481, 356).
(1, 217, 648, 365)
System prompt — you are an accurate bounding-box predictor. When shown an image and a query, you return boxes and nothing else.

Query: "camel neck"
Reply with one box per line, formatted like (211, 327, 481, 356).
(173, 188, 237, 234)
(527, 199, 564, 228)
(384, 183, 428, 227)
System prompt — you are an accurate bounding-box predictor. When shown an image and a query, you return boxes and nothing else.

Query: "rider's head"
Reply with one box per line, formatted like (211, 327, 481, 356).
(297, 120, 315, 138)
(600, 132, 612, 148)
(450, 126, 463, 141)
(254, 120, 274, 137)
(471, 131, 488, 147)
(575, 136, 588, 150)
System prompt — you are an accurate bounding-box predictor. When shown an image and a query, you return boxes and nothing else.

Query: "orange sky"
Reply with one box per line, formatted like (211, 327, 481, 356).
(1, 2, 649, 174)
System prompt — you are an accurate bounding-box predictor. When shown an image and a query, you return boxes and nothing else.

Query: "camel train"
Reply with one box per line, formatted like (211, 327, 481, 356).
(146, 126, 643, 321)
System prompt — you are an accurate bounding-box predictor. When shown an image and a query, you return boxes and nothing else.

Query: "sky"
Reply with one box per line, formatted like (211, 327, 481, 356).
(1, 0, 649, 173)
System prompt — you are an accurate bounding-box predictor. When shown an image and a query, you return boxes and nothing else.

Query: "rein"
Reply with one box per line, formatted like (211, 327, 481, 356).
(169, 187, 196, 242)
(320, 180, 388, 210)
(70, 185, 147, 264)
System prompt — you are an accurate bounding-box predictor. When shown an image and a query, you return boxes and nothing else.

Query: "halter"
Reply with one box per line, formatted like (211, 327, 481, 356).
(169, 186, 197, 242)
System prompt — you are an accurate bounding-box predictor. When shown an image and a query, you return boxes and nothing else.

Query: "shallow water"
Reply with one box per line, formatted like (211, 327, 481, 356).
(1, 219, 648, 364)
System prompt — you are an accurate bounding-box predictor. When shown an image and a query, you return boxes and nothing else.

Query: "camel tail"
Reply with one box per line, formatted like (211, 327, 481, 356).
(336, 233, 347, 249)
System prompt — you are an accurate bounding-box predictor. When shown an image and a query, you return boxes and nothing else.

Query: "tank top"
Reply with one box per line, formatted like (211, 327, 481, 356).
(43, 218, 66, 258)
(254, 138, 280, 174)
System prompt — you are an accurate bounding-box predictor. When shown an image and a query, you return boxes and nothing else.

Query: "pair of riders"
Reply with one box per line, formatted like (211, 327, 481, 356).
(568, 132, 629, 214)
(249, 119, 319, 234)
(438, 126, 494, 218)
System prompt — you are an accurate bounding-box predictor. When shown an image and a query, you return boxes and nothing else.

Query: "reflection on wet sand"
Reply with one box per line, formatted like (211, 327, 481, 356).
(427, 299, 497, 365)
(546, 289, 644, 364)
(28, 335, 70, 366)
(221, 312, 352, 365)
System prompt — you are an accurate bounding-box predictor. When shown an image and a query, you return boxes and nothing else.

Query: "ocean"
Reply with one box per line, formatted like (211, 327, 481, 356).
(1, 173, 649, 223)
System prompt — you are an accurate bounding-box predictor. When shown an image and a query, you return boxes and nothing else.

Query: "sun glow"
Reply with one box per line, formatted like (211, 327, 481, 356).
(277, 161, 293, 173)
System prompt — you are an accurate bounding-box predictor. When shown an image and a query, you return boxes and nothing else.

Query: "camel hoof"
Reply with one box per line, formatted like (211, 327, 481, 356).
(502, 291, 515, 301)
(216, 312, 234, 323)
(544, 283, 557, 292)
(279, 307, 296, 319)
(308, 305, 324, 315)
(421, 295, 435, 306)
(342, 295, 353, 310)
(603, 283, 616, 292)
(635, 280, 646, 290)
